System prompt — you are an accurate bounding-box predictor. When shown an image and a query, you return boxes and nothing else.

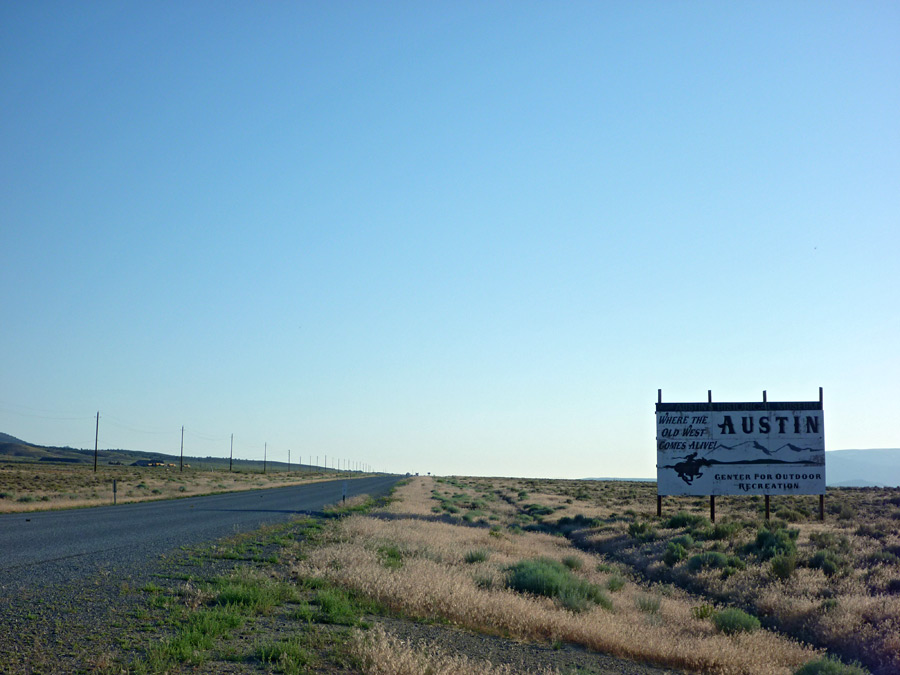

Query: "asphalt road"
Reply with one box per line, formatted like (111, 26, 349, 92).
(0, 475, 400, 587)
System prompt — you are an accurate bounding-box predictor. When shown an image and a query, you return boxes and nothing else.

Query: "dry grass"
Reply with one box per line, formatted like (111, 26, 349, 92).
(0, 461, 345, 513)
(293, 477, 820, 675)
(485, 477, 900, 675)
(350, 625, 560, 675)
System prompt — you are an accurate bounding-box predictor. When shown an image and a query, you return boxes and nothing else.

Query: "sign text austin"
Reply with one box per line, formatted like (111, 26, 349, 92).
(656, 399, 825, 496)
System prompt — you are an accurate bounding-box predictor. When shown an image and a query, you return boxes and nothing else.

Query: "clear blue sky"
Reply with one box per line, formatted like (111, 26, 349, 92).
(2, 2, 897, 478)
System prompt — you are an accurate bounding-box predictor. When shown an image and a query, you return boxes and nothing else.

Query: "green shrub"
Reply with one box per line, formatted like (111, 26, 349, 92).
(770, 553, 798, 580)
(687, 551, 744, 572)
(809, 550, 847, 577)
(664, 511, 709, 530)
(562, 555, 583, 571)
(671, 534, 695, 549)
(376, 545, 404, 569)
(749, 526, 798, 561)
(836, 504, 857, 520)
(687, 551, 723, 570)
(556, 514, 602, 531)
(255, 636, 313, 672)
(793, 655, 870, 675)
(506, 558, 569, 596)
(663, 542, 688, 567)
(474, 575, 494, 590)
(628, 521, 656, 542)
(691, 604, 715, 620)
(809, 531, 851, 553)
(775, 508, 805, 522)
(710, 521, 743, 540)
(524, 503, 555, 517)
(556, 585, 593, 613)
(506, 558, 611, 612)
(464, 549, 490, 564)
(315, 587, 362, 625)
(820, 598, 839, 613)
(606, 576, 625, 592)
(463, 510, 486, 523)
(865, 550, 898, 566)
(214, 575, 296, 614)
(636, 594, 661, 614)
(712, 608, 760, 635)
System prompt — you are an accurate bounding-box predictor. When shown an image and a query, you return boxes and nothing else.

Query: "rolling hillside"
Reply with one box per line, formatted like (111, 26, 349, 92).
(0, 433, 309, 472)
(825, 448, 900, 487)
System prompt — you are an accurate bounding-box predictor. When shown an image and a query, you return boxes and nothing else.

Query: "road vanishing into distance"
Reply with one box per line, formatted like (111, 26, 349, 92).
(0, 475, 677, 675)
(0, 475, 401, 589)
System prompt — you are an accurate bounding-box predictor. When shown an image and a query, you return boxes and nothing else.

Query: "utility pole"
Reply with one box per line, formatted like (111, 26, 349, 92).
(229, 433, 233, 472)
(288, 448, 291, 473)
(180, 425, 184, 472)
(264, 442, 267, 474)
(93, 411, 100, 473)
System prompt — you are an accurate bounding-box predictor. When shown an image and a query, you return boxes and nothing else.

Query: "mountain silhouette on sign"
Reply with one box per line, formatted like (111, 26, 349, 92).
(715, 440, 821, 458)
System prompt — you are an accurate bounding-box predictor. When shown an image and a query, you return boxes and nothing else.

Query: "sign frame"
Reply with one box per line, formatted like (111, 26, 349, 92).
(656, 391, 825, 497)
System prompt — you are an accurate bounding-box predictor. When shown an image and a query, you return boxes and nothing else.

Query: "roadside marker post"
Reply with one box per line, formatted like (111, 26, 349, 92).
(113, 479, 117, 505)
(93, 411, 100, 473)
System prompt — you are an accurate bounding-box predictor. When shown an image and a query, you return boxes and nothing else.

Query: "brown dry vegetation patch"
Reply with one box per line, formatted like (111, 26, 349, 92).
(465, 477, 900, 675)
(7, 473, 891, 674)
(293, 477, 821, 675)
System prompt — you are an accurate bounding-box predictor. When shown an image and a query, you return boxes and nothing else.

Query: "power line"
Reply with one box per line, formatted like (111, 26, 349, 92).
(0, 400, 93, 421)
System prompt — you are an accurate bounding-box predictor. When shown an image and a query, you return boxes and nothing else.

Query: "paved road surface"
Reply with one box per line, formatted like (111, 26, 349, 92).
(0, 475, 400, 588)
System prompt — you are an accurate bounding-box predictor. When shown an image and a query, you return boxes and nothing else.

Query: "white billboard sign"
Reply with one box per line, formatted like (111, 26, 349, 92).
(656, 401, 825, 496)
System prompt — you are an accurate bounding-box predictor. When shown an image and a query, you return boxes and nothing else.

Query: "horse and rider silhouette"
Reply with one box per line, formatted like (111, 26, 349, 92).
(672, 452, 712, 485)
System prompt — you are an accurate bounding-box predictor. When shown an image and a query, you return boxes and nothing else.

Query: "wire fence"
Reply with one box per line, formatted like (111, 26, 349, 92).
(0, 404, 376, 475)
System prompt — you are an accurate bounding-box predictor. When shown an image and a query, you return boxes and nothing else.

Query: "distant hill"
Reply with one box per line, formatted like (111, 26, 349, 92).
(0, 432, 26, 445)
(584, 477, 655, 482)
(0, 440, 169, 465)
(825, 449, 900, 488)
(0, 432, 310, 472)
